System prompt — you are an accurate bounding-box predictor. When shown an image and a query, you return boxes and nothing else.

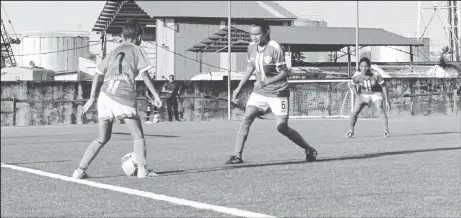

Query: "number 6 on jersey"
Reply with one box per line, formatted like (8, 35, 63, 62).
(281, 100, 287, 110)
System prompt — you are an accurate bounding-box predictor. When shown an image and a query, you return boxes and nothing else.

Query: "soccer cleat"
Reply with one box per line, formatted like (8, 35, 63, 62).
(345, 130, 354, 138)
(383, 131, 390, 137)
(225, 155, 244, 164)
(72, 169, 89, 179)
(305, 148, 318, 162)
(137, 168, 159, 179)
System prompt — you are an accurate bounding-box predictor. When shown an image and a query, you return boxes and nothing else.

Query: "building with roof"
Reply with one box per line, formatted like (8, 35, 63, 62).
(91, 1, 423, 80)
(92, 1, 303, 80)
(1, 67, 55, 81)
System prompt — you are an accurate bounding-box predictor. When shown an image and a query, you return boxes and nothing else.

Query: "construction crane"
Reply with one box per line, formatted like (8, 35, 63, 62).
(1, 19, 21, 69)
(1, 3, 21, 69)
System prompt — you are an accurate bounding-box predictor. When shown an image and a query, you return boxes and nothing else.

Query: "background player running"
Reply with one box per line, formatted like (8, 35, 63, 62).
(226, 19, 317, 164)
(346, 57, 391, 138)
(72, 19, 162, 179)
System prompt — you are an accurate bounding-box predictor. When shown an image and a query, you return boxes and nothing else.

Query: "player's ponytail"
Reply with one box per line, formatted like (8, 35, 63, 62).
(123, 18, 144, 39)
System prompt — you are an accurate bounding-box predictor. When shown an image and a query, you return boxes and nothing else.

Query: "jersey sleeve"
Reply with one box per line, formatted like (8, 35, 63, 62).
(375, 73, 385, 85)
(96, 55, 110, 75)
(135, 47, 152, 74)
(274, 45, 286, 72)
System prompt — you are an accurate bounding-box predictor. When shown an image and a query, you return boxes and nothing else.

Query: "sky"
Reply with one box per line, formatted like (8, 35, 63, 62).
(1, 1, 448, 52)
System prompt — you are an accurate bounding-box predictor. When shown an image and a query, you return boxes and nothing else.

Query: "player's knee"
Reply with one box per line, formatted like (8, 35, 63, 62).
(276, 122, 289, 134)
(131, 133, 144, 140)
(350, 111, 358, 118)
(97, 134, 111, 145)
(241, 114, 256, 128)
(376, 107, 385, 114)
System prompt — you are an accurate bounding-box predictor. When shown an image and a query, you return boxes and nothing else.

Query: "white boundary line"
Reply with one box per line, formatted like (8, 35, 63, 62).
(1, 163, 275, 218)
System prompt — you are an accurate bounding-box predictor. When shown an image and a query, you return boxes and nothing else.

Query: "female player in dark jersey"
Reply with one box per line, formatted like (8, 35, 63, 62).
(72, 19, 162, 179)
(346, 57, 391, 138)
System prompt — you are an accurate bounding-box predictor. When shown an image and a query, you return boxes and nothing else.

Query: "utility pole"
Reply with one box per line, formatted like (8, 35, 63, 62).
(449, 1, 454, 61)
(356, 0, 359, 70)
(452, 1, 459, 61)
(417, 1, 421, 41)
(227, 1, 232, 120)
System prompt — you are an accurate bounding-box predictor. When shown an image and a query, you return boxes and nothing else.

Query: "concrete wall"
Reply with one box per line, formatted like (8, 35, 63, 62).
(1, 78, 460, 126)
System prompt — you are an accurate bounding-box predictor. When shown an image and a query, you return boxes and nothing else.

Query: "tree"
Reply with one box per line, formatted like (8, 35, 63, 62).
(438, 46, 461, 77)
(291, 52, 305, 64)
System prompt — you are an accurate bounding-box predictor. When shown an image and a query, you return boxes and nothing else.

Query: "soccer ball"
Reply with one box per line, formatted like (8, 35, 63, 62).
(152, 114, 160, 123)
(121, 152, 138, 176)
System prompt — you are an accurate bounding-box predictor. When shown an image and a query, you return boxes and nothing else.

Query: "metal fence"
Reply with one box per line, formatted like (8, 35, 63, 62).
(1, 90, 459, 127)
(0, 95, 239, 126)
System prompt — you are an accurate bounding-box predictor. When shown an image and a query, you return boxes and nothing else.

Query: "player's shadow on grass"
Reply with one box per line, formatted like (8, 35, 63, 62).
(157, 146, 461, 176)
(112, 132, 180, 138)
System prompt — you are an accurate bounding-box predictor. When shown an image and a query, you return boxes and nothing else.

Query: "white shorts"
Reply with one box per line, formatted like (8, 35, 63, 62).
(97, 92, 139, 121)
(360, 93, 384, 104)
(246, 93, 288, 116)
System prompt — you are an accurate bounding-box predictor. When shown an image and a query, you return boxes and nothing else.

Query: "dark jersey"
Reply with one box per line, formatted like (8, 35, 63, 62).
(351, 70, 384, 94)
(96, 43, 152, 107)
(163, 81, 177, 99)
(247, 40, 288, 97)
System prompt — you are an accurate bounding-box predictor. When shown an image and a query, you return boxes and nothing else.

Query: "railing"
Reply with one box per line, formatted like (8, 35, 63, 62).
(1, 90, 459, 126)
(0, 95, 239, 126)
(360, 91, 460, 118)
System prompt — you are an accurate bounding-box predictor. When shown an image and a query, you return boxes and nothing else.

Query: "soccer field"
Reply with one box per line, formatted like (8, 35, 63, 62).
(1, 116, 460, 217)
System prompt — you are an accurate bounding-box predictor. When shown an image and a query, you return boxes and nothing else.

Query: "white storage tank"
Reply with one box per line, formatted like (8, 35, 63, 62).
(414, 38, 431, 62)
(302, 52, 330, 63)
(11, 32, 90, 72)
(293, 18, 328, 28)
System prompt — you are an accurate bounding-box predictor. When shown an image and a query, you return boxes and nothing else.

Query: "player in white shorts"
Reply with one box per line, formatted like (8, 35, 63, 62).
(346, 57, 391, 138)
(72, 19, 162, 179)
(225, 19, 317, 164)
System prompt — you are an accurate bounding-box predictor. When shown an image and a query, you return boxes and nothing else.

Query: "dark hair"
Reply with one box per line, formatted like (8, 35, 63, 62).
(359, 57, 371, 67)
(122, 19, 144, 39)
(169, 75, 174, 79)
(250, 19, 270, 34)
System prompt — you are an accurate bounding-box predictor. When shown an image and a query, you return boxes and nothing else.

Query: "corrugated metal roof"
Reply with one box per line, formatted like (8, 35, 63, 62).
(135, 1, 298, 19)
(92, 1, 298, 33)
(269, 26, 423, 46)
(92, 1, 157, 33)
(188, 26, 423, 53)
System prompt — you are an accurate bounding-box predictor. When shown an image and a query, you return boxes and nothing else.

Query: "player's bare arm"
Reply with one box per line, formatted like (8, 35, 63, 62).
(82, 73, 103, 113)
(350, 81, 363, 104)
(233, 62, 255, 100)
(142, 71, 162, 107)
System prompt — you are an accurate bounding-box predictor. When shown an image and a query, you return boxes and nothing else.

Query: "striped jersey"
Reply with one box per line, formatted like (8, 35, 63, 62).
(247, 40, 288, 96)
(351, 70, 384, 94)
(96, 43, 152, 107)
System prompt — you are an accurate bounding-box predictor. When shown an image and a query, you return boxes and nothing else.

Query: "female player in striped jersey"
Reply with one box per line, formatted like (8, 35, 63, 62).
(346, 57, 391, 138)
(72, 19, 162, 179)
(226, 19, 317, 164)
